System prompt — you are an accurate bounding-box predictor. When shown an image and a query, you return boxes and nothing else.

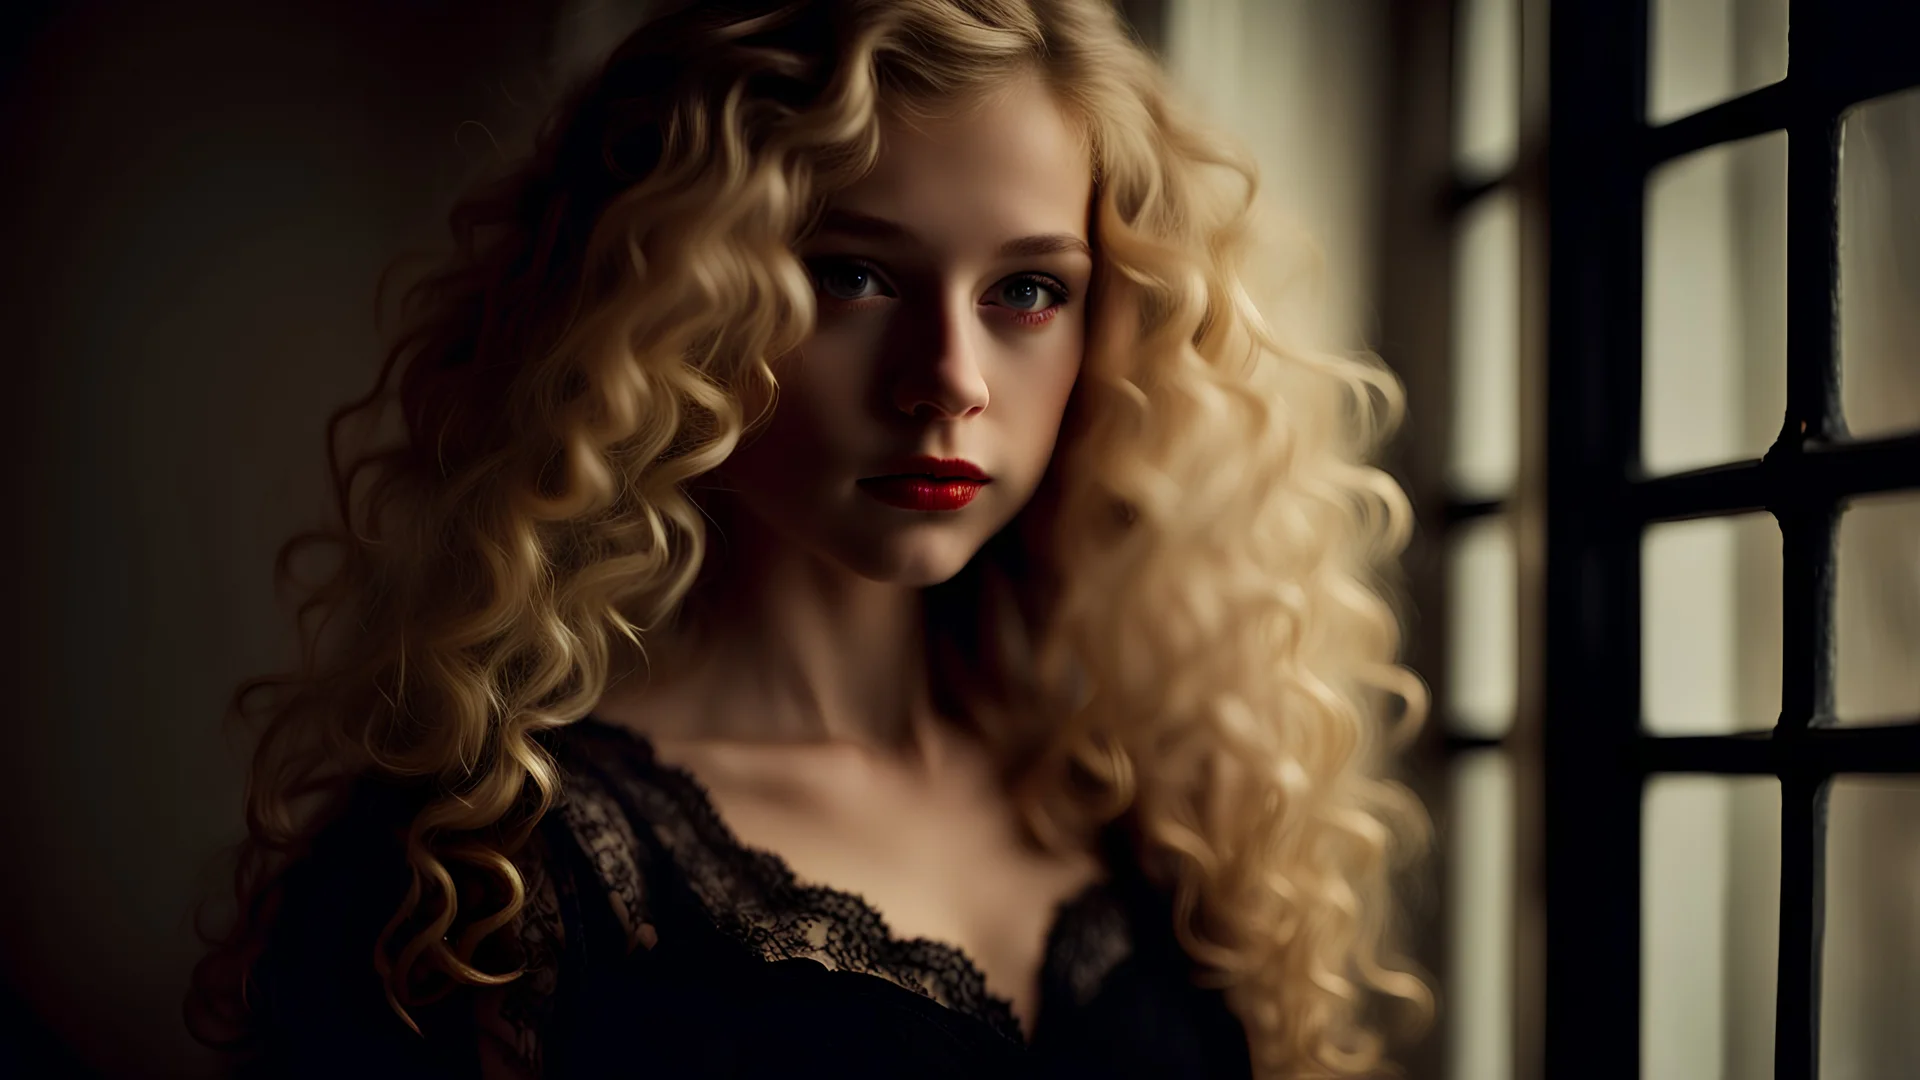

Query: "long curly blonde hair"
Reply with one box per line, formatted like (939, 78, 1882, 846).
(190, 0, 1432, 1074)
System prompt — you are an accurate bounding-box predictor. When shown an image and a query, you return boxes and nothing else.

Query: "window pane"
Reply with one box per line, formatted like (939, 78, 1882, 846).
(1642, 776, 1780, 1080)
(1840, 87, 1920, 440)
(1648, 0, 1788, 125)
(1822, 777, 1920, 1080)
(1448, 750, 1514, 1080)
(1642, 515, 1782, 734)
(1453, 0, 1519, 179)
(1447, 515, 1516, 738)
(1836, 494, 1920, 725)
(1450, 188, 1519, 497)
(1644, 132, 1787, 475)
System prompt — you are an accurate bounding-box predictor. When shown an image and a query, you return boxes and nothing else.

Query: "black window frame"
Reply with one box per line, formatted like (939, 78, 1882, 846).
(1544, 2, 1920, 1079)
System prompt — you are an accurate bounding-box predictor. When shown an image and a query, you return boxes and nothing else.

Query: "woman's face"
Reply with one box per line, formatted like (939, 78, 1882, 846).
(716, 75, 1095, 587)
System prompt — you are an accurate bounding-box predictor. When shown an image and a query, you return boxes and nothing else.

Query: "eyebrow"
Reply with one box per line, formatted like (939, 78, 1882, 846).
(814, 208, 1092, 260)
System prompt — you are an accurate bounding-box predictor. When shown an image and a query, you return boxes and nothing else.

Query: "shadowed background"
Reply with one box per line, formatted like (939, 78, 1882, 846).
(4, 2, 1915, 1078)
(2, 4, 566, 1073)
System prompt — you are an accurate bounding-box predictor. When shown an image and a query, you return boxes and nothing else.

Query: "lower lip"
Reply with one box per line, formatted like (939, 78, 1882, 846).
(857, 476, 988, 512)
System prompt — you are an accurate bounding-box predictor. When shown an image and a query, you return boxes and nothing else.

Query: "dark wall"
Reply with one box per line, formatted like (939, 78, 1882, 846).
(1, 3, 566, 1074)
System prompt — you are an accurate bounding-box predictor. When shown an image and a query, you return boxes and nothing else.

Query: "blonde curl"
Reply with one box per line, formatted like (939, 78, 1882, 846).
(191, 2, 1432, 1075)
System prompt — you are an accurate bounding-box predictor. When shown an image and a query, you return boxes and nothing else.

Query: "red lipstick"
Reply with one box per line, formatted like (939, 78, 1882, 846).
(858, 456, 991, 512)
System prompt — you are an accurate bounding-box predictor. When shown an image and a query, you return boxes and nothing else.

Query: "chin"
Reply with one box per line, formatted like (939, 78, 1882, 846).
(835, 531, 986, 588)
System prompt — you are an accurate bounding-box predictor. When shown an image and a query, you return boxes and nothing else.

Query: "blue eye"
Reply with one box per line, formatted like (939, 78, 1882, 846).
(811, 259, 887, 302)
(995, 276, 1063, 312)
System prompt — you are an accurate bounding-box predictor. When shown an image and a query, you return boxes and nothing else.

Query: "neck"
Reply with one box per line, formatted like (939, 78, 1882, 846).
(608, 495, 943, 755)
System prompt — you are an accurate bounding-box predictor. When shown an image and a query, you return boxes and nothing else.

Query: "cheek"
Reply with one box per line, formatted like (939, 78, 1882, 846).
(784, 322, 885, 415)
(728, 344, 869, 484)
(1001, 336, 1084, 471)
(1031, 328, 1085, 424)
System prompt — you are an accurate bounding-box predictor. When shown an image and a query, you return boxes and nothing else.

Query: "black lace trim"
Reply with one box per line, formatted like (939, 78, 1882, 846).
(554, 770, 655, 950)
(492, 830, 565, 1075)
(560, 718, 1135, 1044)
(495, 767, 662, 1074)
(581, 722, 1024, 1039)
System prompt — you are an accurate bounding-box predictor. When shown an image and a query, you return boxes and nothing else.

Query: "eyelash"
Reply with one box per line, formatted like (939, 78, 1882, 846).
(805, 258, 1072, 326)
(997, 274, 1070, 326)
(806, 258, 893, 307)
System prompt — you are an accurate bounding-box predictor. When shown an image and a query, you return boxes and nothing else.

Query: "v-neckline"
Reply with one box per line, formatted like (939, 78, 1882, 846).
(572, 714, 1121, 1045)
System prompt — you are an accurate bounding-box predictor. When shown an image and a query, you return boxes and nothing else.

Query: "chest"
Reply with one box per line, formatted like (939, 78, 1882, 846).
(668, 750, 1100, 1032)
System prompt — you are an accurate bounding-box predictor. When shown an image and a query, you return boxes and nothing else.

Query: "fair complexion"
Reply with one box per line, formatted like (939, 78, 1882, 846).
(590, 74, 1099, 1033)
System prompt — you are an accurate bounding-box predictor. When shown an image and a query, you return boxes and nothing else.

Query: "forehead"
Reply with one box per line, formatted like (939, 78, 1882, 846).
(825, 76, 1094, 244)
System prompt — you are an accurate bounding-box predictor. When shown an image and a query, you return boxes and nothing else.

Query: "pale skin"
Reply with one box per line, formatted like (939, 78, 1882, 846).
(589, 74, 1101, 1036)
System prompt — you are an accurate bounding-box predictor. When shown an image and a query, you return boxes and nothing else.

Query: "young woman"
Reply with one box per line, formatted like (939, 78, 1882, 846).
(189, 1, 1431, 1076)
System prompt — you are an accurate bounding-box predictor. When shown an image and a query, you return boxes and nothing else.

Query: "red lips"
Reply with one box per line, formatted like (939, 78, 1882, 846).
(858, 456, 991, 512)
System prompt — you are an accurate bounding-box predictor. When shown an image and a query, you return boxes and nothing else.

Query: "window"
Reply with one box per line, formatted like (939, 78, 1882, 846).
(1387, 0, 1920, 1076)
(1378, 0, 1541, 1075)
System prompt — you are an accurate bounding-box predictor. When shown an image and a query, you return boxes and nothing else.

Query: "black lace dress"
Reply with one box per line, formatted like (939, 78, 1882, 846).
(247, 717, 1252, 1079)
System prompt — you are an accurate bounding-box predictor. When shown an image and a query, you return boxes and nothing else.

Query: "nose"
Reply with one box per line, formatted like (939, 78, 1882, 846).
(890, 293, 990, 420)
